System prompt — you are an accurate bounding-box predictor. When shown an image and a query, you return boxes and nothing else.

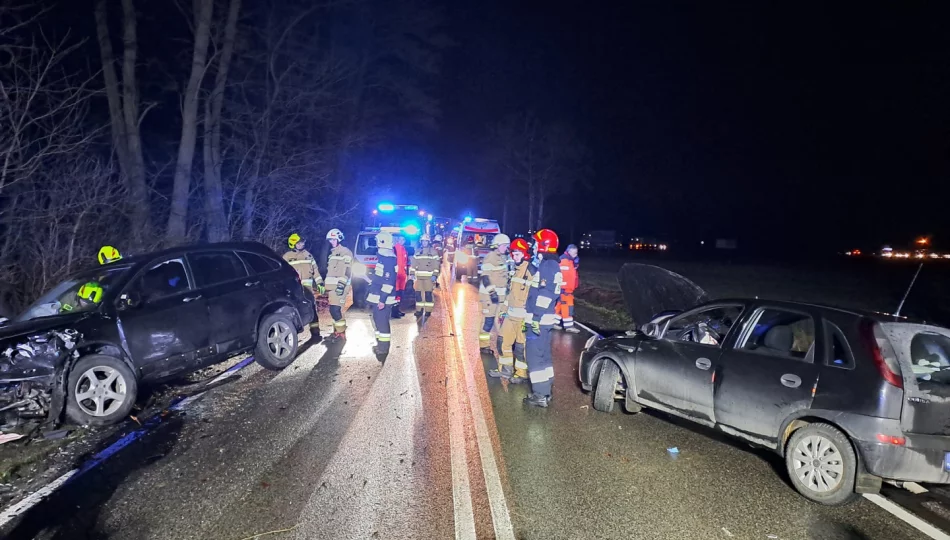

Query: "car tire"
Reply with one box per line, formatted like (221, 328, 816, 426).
(593, 360, 621, 413)
(66, 355, 137, 427)
(785, 423, 860, 506)
(255, 313, 299, 370)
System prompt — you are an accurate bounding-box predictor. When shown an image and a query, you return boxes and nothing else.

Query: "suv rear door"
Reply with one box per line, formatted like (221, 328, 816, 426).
(187, 250, 254, 359)
(878, 322, 950, 436)
(714, 305, 821, 447)
(117, 256, 214, 380)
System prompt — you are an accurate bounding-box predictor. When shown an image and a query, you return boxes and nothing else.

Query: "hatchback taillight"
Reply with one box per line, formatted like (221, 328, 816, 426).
(861, 320, 903, 389)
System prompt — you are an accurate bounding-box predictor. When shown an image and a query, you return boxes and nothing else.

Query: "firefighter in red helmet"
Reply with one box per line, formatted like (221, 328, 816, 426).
(523, 228, 562, 407)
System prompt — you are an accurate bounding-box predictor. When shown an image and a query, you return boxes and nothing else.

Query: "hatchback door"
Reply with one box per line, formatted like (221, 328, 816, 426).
(634, 304, 744, 426)
(714, 306, 821, 447)
(878, 323, 950, 436)
(187, 250, 254, 359)
(117, 257, 214, 380)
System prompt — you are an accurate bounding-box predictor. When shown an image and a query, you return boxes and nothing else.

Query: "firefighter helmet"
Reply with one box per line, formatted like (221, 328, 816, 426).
(97, 245, 121, 265)
(533, 229, 559, 253)
(491, 233, 511, 248)
(510, 238, 530, 256)
(288, 233, 303, 250)
(420, 234, 431, 243)
(433, 234, 443, 242)
(326, 229, 344, 242)
(77, 281, 103, 304)
(376, 231, 394, 250)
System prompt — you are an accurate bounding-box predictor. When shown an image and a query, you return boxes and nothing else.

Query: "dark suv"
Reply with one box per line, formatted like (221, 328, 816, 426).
(0, 242, 315, 426)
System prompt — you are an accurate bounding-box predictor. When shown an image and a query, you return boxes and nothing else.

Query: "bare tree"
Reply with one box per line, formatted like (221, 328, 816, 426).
(202, 0, 241, 242)
(94, 0, 150, 240)
(166, 0, 214, 242)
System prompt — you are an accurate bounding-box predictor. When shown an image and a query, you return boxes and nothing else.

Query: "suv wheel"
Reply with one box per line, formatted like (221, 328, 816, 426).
(256, 312, 299, 370)
(593, 361, 622, 413)
(785, 423, 859, 505)
(66, 355, 137, 426)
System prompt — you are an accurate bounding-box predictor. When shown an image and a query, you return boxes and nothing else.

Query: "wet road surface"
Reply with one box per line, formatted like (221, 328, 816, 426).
(3, 277, 938, 539)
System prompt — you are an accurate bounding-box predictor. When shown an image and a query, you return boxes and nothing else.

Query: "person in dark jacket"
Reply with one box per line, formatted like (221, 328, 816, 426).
(367, 231, 398, 361)
(523, 228, 563, 408)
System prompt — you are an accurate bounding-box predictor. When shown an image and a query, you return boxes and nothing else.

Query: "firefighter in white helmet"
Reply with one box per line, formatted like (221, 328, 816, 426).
(324, 228, 354, 343)
(283, 233, 322, 336)
(410, 234, 440, 317)
(478, 233, 511, 351)
(366, 230, 398, 361)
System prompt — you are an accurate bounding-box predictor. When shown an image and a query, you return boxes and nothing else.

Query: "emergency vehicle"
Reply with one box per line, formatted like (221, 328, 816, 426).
(454, 218, 501, 282)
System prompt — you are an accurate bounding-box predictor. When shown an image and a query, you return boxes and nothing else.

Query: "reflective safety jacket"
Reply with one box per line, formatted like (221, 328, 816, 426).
(283, 248, 321, 288)
(479, 251, 509, 297)
(367, 249, 398, 305)
(559, 253, 578, 293)
(410, 246, 441, 278)
(504, 260, 535, 319)
(526, 253, 563, 326)
(325, 245, 354, 288)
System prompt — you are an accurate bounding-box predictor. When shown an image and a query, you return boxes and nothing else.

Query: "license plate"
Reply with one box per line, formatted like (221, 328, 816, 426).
(944, 452, 950, 472)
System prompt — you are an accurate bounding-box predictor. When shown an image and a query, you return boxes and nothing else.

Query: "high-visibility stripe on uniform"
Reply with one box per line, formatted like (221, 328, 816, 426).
(511, 277, 529, 285)
(414, 271, 434, 277)
(302, 279, 314, 286)
(514, 359, 528, 370)
(498, 355, 514, 367)
(333, 320, 347, 328)
(561, 317, 574, 327)
(381, 284, 394, 293)
(377, 333, 391, 342)
(535, 296, 553, 309)
(289, 259, 312, 266)
(367, 293, 381, 303)
(529, 366, 555, 384)
(329, 255, 352, 262)
(385, 297, 397, 305)
(539, 313, 559, 325)
(506, 306, 527, 318)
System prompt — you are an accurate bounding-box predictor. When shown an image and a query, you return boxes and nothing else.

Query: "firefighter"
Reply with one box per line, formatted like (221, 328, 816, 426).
(478, 233, 511, 351)
(325, 229, 354, 342)
(98, 245, 122, 265)
(444, 234, 457, 265)
(367, 231, 398, 361)
(555, 244, 581, 333)
(60, 281, 103, 312)
(283, 233, 322, 336)
(523, 228, 562, 408)
(392, 235, 408, 319)
(410, 234, 440, 317)
(431, 234, 444, 289)
(489, 237, 533, 383)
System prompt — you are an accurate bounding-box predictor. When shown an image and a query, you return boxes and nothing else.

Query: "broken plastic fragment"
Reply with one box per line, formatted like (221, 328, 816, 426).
(667, 447, 679, 454)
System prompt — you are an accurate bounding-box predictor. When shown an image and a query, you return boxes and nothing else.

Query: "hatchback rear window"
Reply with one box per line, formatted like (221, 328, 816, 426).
(910, 333, 950, 388)
(825, 322, 855, 369)
(740, 308, 816, 361)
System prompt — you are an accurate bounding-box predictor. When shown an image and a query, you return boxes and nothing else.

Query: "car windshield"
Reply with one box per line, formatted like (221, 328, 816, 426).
(356, 234, 378, 256)
(15, 265, 129, 322)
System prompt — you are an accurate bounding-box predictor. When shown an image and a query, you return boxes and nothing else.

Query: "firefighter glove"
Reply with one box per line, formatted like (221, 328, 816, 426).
(523, 320, 540, 335)
(317, 283, 326, 295)
(335, 282, 346, 297)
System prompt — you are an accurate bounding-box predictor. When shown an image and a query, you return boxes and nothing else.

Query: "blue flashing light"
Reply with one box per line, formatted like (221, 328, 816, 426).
(378, 203, 395, 212)
(463, 216, 473, 223)
(403, 223, 420, 236)
(404, 205, 418, 210)
(427, 214, 433, 221)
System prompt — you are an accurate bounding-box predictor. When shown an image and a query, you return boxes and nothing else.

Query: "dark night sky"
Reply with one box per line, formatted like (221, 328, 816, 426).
(436, 1, 950, 252)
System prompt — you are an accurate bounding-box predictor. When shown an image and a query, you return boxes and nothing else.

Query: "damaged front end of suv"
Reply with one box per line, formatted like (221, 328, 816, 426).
(0, 328, 80, 427)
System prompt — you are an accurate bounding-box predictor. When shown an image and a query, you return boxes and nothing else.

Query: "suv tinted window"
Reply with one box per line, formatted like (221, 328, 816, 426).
(238, 251, 280, 274)
(129, 259, 191, 303)
(910, 333, 950, 388)
(189, 251, 247, 288)
(666, 305, 743, 347)
(740, 308, 815, 361)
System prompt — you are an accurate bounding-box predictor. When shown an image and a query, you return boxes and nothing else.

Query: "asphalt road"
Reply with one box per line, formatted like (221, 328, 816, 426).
(2, 275, 936, 539)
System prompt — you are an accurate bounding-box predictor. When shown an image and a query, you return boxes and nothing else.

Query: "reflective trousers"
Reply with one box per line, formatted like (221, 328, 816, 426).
(328, 285, 348, 332)
(525, 324, 554, 396)
(556, 291, 575, 329)
(303, 286, 320, 330)
(479, 292, 506, 349)
(414, 276, 435, 313)
(498, 316, 528, 378)
(371, 305, 391, 355)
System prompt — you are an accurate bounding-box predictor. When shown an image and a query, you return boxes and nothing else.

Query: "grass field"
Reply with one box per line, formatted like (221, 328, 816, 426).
(574, 254, 950, 331)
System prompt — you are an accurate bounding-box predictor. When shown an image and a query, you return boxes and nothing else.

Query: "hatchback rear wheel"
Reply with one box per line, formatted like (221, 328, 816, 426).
(785, 423, 859, 505)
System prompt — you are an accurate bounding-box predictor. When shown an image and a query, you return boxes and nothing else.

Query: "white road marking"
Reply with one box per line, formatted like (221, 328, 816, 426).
(445, 326, 477, 540)
(0, 469, 76, 527)
(445, 285, 515, 540)
(864, 493, 950, 540)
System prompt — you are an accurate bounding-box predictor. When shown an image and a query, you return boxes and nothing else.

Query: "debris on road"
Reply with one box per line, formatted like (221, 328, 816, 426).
(721, 527, 734, 537)
(0, 433, 23, 445)
(667, 447, 679, 454)
(40, 429, 70, 440)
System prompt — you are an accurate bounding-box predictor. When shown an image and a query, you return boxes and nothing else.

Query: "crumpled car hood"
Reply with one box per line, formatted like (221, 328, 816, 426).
(617, 263, 709, 325)
(0, 313, 87, 342)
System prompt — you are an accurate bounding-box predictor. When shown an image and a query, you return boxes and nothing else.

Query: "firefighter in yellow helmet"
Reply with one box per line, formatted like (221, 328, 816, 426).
(98, 246, 122, 265)
(324, 228, 354, 343)
(283, 233, 322, 336)
(410, 234, 440, 317)
(60, 281, 103, 313)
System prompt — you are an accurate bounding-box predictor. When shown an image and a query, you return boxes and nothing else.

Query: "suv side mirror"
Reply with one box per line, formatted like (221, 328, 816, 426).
(641, 322, 662, 338)
(118, 291, 142, 309)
